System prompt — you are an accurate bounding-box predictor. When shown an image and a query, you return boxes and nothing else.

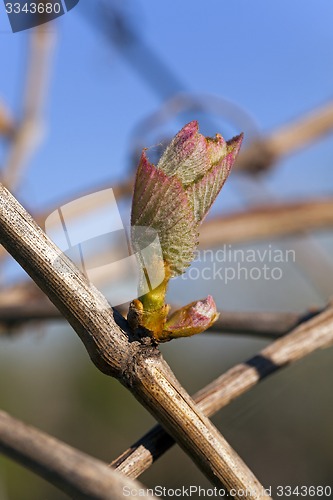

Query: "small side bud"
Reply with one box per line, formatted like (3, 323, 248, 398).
(160, 295, 219, 342)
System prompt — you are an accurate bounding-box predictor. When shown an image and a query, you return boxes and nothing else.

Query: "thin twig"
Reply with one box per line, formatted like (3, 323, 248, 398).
(0, 183, 270, 498)
(199, 198, 333, 247)
(111, 303, 333, 478)
(34, 196, 333, 252)
(0, 409, 157, 500)
(236, 101, 333, 173)
(0, 100, 14, 137)
(208, 309, 321, 338)
(1, 26, 55, 191)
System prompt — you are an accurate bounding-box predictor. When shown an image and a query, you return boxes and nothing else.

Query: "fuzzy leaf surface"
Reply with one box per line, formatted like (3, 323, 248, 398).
(131, 152, 198, 276)
(164, 295, 219, 339)
(157, 121, 212, 187)
(187, 134, 243, 222)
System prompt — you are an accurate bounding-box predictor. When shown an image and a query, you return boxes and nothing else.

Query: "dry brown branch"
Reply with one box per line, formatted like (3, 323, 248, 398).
(0, 409, 157, 500)
(0, 183, 270, 499)
(33, 197, 333, 253)
(268, 101, 333, 156)
(0, 280, 44, 308)
(200, 198, 333, 300)
(209, 309, 320, 338)
(1, 27, 55, 191)
(236, 101, 333, 173)
(111, 303, 333, 478)
(199, 198, 333, 247)
(32, 186, 333, 253)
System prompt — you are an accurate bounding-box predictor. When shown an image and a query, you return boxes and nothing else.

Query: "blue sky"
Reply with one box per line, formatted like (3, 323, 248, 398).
(0, 0, 333, 210)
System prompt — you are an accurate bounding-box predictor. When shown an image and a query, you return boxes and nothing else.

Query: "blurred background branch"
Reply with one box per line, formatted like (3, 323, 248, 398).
(236, 101, 333, 174)
(0, 101, 14, 138)
(0, 26, 55, 192)
(199, 198, 333, 247)
(0, 301, 324, 340)
(0, 197, 332, 325)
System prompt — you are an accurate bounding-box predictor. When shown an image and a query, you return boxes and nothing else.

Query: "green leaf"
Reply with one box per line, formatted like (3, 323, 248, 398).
(157, 121, 211, 187)
(131, 151, 198, 276)
(187, 134, 243, 222)
(129, 122, 243, 342)
(163, 295, 219, 340)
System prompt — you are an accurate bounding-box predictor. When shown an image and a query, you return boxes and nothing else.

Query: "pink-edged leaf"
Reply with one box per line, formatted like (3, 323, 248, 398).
(206, 133, 227, 165)
(187, 133, 243, 222)
(157, 121, 211, 187)
(226, 133, 244, 158)
(164, 295, 219, 338)
(131, 151, 198, 276)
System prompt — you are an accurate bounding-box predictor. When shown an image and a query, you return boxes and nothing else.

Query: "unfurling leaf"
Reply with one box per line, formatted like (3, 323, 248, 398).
(129, 121, 243, 342)
(157, 121, 211, 187)
(163, 295, 219, 341)
(187, 133, 243, 223)
(131, 151, 198, 277)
